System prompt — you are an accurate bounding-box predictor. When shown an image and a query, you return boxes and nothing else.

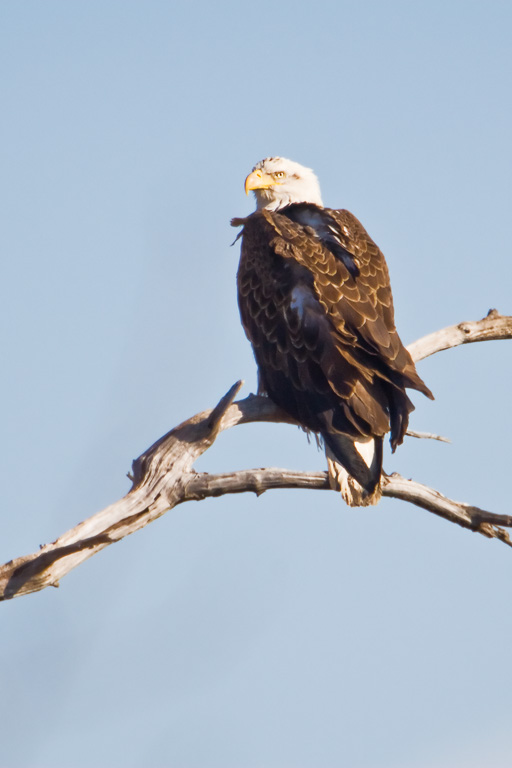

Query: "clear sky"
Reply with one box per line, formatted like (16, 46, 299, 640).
(1, 1, 511, 766)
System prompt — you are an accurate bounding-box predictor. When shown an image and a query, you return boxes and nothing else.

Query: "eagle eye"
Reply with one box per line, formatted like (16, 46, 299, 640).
(273, 171, 286, 179)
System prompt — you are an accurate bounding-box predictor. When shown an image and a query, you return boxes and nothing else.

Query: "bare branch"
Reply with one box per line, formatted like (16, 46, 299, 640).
(405, 429, 450, 443)
(382, 474, 512, 546)
(182, 469, 512, 546)
(407, 309, 512, 362)
(184, 469, 330, 499)
(1, 311, 511, 602)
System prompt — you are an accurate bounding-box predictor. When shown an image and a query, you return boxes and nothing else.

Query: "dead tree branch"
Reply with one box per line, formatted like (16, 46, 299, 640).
(1, 311, 511, 601)
(407, 307, 510, 361)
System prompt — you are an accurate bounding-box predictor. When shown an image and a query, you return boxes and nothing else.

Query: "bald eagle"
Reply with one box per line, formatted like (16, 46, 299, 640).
(232, 157, 433, 506)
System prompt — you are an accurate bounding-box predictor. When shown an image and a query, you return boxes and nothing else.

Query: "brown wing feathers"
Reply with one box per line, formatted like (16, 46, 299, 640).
(235, 204, 433, 487)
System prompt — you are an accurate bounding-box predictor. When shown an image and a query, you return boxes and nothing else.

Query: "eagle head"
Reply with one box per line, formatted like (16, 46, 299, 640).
(245, 157, 323, 211)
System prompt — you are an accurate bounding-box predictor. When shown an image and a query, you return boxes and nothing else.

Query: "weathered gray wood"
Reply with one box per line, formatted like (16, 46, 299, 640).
(1, 311, 511, 601)
(408, 308, 512, 361)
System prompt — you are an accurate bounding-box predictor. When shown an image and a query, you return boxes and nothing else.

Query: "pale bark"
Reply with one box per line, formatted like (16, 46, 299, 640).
(1, 310, 511, 601)
(407, 307, 510, 361)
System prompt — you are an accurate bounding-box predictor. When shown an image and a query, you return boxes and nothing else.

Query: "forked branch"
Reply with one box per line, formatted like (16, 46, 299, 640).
(1, 310, 511, 601)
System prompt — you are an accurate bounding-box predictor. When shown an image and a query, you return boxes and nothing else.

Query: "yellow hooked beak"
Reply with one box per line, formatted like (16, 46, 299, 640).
(244, 168, 276, 195)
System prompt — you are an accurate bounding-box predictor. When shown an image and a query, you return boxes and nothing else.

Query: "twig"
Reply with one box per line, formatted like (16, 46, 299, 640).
(406, 429, 450, 443)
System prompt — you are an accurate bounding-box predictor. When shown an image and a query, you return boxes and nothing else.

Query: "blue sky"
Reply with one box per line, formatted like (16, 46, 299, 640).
(1, 2, 511, 766)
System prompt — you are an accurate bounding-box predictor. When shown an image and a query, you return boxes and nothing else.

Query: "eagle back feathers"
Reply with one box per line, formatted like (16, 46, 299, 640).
(233, 202, 433, 494)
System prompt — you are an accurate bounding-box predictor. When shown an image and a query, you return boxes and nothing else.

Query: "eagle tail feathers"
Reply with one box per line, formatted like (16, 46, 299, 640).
(323, 432, 383, 507)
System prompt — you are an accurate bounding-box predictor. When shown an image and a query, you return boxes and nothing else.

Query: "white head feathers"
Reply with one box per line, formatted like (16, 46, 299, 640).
(245, 157, 323, 211)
